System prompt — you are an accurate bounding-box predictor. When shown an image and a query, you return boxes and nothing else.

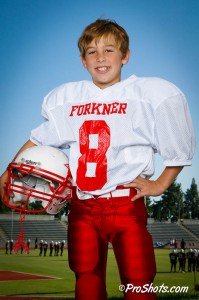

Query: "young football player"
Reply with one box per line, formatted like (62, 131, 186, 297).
(0, 19, 195, 299)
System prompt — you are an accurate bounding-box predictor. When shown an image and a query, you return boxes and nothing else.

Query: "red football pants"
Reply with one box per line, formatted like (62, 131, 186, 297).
(68, 190, 156, 300)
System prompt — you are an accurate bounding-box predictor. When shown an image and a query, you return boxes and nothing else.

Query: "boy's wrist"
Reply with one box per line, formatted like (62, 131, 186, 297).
(156, 166, 183, 192)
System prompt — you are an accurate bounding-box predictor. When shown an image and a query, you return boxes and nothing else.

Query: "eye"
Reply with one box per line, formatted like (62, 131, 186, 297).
(85, 48, 97, 55)
(105, 48, 114, 53)
(87, 50, 96, 55)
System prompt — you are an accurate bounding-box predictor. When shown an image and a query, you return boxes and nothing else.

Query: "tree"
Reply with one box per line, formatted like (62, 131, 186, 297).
(145, 196, 153, 217)
(184, 178, 199, 219)
(161, 180, 184, 221)
(152, 180, 184, 221)
(152, 199, 163, 221)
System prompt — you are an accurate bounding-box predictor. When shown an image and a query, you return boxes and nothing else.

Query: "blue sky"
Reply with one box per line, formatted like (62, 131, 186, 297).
(0, 0, 198, 196)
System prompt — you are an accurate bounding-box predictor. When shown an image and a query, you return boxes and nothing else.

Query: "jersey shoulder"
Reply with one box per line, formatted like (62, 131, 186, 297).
(43, 80, 90, 110)
(131, 76, 185, 108)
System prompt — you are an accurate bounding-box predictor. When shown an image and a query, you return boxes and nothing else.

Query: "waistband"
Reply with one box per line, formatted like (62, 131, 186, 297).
(92, 186, 137, 199)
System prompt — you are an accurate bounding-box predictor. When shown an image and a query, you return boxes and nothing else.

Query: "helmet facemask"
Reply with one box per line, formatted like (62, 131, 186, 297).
(3, 146, 73, 214)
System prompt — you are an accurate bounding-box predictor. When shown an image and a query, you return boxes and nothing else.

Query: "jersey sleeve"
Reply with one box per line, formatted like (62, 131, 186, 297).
(154, 93, 195, 166)
(30, 94, 68, 149)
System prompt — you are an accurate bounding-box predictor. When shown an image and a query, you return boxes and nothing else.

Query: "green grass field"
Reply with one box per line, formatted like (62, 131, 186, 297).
(0, 248, 199, 299)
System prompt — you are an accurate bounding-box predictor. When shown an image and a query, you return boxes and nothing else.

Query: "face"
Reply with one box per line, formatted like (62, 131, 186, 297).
(81, 35, 130, 89)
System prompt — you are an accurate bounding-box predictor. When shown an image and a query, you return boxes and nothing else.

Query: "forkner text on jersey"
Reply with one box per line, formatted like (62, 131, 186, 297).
(69, 102, 127, 116)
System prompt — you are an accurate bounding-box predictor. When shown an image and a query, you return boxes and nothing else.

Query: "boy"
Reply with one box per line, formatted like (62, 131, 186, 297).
(0, 19, 195, 299)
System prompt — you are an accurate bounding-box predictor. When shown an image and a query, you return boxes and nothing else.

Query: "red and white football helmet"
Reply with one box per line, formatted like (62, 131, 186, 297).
(3, 146, 72, 214)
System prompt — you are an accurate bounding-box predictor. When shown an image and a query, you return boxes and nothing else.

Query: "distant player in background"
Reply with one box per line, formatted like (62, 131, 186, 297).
(187, 249, 194, 272)
(178, 249, 186, 272)
(193, 249, 198, 272)
(27, 238, 31, 254)
(0, 19, 195, 300)
(34, 237, 38, 249)
(9, 240, 13, 254)
(60, 240, 65, 256)
(56, 242, 60, 256)
(49, 241, 54, 256)
(181, 238, 186, 250)
(169, 249, 178, 272)
(43, 241, 48, 256)
(39, 240, 43, 256)
(54, 242, 58, 256)
(196, 250, 199, 272)
(5, 240, 9, 254)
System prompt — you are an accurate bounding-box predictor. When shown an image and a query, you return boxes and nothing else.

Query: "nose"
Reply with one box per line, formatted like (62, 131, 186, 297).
(96, 52, 105, 63)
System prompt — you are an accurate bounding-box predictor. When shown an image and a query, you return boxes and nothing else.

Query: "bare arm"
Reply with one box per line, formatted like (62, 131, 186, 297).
(0, 139, 37, 198)
(124, 166, 183, 201)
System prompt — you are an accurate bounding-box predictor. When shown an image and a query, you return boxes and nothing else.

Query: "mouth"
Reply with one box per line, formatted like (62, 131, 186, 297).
(95, 66, 110, 73)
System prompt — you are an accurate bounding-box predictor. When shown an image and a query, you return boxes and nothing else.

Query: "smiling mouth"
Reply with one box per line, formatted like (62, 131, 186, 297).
(95, 66, 110, 73)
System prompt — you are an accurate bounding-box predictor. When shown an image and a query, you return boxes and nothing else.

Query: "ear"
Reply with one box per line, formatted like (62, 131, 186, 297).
(81, 56, 87, 69)
(121, 49, 130, 65)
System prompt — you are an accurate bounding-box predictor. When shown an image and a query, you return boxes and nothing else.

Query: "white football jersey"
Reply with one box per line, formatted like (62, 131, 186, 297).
(30, 75, 195, 199)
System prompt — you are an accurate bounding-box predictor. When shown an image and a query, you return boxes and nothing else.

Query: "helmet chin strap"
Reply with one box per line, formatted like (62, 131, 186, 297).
(13, 212, 30, 254)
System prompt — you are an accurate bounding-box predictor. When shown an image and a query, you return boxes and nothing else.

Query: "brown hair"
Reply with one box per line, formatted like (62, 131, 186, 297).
(78, 19, 129, 58)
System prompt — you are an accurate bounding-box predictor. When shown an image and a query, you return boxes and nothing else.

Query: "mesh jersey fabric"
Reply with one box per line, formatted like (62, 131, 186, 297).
(30, 75, 195, 199)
